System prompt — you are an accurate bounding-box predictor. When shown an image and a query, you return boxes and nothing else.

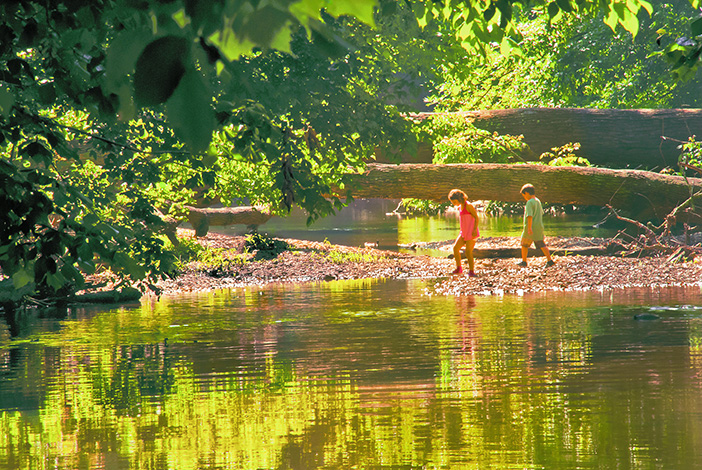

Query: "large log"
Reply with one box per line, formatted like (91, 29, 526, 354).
(405, 108, 702, 168)
(342, 163, 702, 218)
(186, 206, 273, 236)
(465, 108, 702, 168)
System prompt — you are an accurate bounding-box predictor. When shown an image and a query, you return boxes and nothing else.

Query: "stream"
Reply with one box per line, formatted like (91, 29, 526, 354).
(2, 279, 702, 469)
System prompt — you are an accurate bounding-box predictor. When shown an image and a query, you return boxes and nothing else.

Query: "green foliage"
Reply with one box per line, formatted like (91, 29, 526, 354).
(418, 114, 528, 164)
(165, 237, 243, 272)
(325, 250, 381, 264)
(245, 233, 290, 256)
(539, 143, 593, 167)
(432, 0, 702, 111)
(677, 137, 702, 175)
(538, 0, 702, 108)
(399, 198, 450, 216)
(0, 0, 388, 303)
(654, 0, 702, 82)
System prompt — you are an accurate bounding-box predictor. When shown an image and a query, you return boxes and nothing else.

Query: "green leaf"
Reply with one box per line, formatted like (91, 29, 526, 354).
(619, 7, 639, 37)
(324, 0, 377, 26)
(45, 272, 66, 291)
(692, 15, 702, 37)
(637, 0, 653, 16)
(12, 268, 33, 289)
(104, 29, 152, 94)
(37, 83, 57, 105)
(237, 5, 293, 48)
(134, 36, 189, 107)
(555, 0, 573, 13)
(270, 24, 293, 53)
(604, 8, 619, 32)
(209, 30, 255, 61)
(166, 66, 216, 152)
(114, 252, 146, 279)
(82, 213, 99, 227)
(0, 86, 15, 117)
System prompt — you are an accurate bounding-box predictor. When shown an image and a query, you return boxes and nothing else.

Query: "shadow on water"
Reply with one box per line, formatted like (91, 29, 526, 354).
(1, 281, 702, 469)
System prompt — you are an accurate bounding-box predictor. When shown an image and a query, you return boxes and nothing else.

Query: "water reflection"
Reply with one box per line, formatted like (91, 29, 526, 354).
(217, 199, 613, 251)
(1, 282, 702, 469)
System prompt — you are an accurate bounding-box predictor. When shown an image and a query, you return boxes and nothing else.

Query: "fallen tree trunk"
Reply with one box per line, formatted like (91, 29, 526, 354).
(465, 108, 702, 168)
(186, 206, 273, 237)
(341, 163, 702, 218)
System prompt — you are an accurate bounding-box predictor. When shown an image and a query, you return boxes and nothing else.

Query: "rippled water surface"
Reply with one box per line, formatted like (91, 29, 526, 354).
(2, 281, 702, 469)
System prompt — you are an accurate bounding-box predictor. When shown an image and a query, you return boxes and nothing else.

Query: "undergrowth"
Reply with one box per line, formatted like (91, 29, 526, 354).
(165, 237, 245, 272)
(324, 250, 382, 264)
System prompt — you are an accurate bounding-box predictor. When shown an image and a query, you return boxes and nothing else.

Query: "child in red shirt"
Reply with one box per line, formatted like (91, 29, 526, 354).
(448, 189, 480, 276)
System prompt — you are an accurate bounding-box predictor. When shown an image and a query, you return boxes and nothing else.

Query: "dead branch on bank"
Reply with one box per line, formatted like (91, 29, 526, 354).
(605, 194, 702, 261)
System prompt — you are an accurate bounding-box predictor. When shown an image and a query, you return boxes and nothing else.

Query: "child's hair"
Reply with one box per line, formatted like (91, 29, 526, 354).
(520, 183, 536, 195)
(448, 189, 468, 203)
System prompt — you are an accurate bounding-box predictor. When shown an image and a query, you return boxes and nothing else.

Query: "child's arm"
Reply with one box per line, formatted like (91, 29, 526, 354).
(526, 216, 533, 235)
(467, 204, 479, 237)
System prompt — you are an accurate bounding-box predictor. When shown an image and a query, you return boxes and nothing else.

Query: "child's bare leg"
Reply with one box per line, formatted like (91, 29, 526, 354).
(465, 239, 476, 273)
(540, 246, 552, 261)
(453, 237, 466, 269)
(520, 240, 529, 263)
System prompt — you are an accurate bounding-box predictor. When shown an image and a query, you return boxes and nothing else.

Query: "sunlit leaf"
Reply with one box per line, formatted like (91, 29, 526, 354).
(324, 0, 377, 25)
(209, 30, 255, 61)
(270, 24, 293, 53)
(637, 0, 653, 16)
(619, 7, 639, 37)
(604, 8, 619, 32)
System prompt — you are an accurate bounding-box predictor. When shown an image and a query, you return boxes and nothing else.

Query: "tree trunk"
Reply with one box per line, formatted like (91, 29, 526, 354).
(186, 205, 273, 237)
(407, 108, 702, 168)
(341, 163, 702, 218)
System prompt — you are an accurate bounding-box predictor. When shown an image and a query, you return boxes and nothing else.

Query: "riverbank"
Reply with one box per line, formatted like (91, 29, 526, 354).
(153, 229, 702, 297)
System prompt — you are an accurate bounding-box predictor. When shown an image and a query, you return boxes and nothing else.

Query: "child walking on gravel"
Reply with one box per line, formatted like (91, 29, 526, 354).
(448, 189, 480, 276)
(518, 183, 554, 268)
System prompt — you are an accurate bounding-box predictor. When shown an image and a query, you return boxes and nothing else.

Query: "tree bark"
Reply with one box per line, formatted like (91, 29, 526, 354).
(408, 108, 702, 168)
(341, 163, 702, 218)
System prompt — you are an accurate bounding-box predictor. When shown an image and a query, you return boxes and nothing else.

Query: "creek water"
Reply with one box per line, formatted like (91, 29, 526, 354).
(2, 280, 702, 469)
(218, 199, 615, 252)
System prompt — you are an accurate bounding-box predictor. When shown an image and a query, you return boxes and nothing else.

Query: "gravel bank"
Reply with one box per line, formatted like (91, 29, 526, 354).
(154, 230, 702, 297)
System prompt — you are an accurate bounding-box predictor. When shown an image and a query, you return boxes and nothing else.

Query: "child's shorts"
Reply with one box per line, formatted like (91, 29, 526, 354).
(522, 237, 546, 249)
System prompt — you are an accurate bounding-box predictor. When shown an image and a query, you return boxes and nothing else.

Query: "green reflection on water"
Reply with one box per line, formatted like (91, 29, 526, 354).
(1, 282, 702, 469)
